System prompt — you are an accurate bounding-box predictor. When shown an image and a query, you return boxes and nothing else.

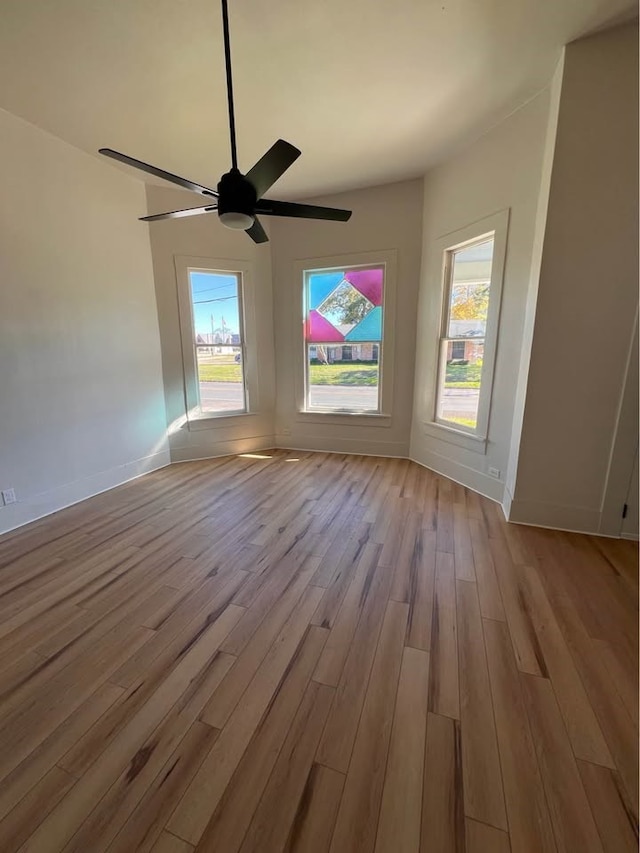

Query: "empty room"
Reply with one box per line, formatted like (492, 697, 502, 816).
(0, 1, 637, 851)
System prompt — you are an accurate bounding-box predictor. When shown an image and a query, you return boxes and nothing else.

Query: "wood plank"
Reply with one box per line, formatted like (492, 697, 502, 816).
(58, 599, 241, 778)
(421, 712, 465, 853)
(489, 534, 548, 676)
(518, 563, 614, 768)
(592, 638, 638, 728)
(406, 529, 436, 650)
(0, 681, 124, 823)
(577, 760, 638, 853)
(310, 522, 373, 629)
(109, 569, 248, 690)
(483, 617, 556, 852)
(0, 765, 75, 851)
(453, 503, 475, 581)
(428, 552, 459, 719)
(200, 559, 319, 727)
(520, 673, 604, 853)
(469, 517, 505, 621)
(283, 764, 345, 853)
(238, 682, 335, 853)
(315, 557, 395, 773)
(465, 818, 511, 853)
(108, 721, 220, 853)
(313, 542, 382, 687)
(375, 646, 429, 853)
(0, 622, 153, 785)
(456, 580, 507, 830)
(532, 556, 638, 809)
(151, 831, 194, 853)
(193, 639, 330, 853)
(436, 479, 454, 554)
(165, 588, 325, 844)
(329, 600, 408, 853)
(20, 605, 243, 852)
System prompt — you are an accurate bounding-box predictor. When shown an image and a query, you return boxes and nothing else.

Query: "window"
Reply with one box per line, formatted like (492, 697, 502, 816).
(435, 232, 500, 436)
(188, 270, 246, 414)
(175, 255, 257, 425)
(303, 265, 385, 413)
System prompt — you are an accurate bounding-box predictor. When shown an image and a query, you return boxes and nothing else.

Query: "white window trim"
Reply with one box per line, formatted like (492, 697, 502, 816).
(174, 254, 260, 429)
(423, 209, 509, 452)
(293, 249, 397, 427)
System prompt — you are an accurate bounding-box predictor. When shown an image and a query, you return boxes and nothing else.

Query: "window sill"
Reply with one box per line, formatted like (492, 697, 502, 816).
(297, 410, 392, 428)
(187, 410, 257, 431)
(422, 420, 487, 453)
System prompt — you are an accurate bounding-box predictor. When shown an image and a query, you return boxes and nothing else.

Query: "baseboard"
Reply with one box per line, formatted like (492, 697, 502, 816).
(276, 444, 411, 461)
(505, 497, 602, 535)
(409, 448, 504, 503)
(275, 433, 408, 458)
(169, 434, 276, 463)
(0, 448, 171, 536)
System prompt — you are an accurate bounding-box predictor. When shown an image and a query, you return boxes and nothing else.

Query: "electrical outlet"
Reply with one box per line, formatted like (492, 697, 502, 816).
(488, 467, 500, 479)
(2, 488, 17, 505)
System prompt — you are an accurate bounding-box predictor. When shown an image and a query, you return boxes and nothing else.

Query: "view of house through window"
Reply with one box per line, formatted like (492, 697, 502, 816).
(189, 269, 246, 414)
(436, 236, 495, 432)
(304, 266, 384, 412)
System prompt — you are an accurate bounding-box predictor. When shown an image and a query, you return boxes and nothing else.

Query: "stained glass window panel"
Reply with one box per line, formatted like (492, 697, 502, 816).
(304, 265, 384, 413)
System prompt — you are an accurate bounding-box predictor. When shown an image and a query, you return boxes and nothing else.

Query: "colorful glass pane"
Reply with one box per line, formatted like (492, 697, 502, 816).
(344, 267, 383, 307)
(308, 271, 344, 310)
(306, 310, 345, 343)
(305, 265, 384, 343)
(345, 306, 382, 341)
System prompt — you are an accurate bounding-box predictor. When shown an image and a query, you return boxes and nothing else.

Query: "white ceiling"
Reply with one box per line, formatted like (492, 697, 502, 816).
(0, 0, 635, 199)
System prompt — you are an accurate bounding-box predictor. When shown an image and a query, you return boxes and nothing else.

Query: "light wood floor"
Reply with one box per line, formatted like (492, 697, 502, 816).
(0, 450, 637, 853)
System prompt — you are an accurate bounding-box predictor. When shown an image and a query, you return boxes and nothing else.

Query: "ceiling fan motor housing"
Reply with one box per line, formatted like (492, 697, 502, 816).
(217, 169, 257, 220)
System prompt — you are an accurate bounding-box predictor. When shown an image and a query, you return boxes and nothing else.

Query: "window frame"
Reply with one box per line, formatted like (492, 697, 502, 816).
(424, 210, 509, 450)
(294, 249, 397, 426)
(174, 255, 259, 428)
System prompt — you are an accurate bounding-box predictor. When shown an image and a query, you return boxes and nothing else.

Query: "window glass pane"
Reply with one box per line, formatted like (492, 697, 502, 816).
(190, 271, 242, 343)
(437, 340, 484, 430)
(307, 344, 380, 412)
(195, 345, 244, 413)
(446, 238, 494, 338)
(189, 270, 245, 413)
(305, 266, 384, 412)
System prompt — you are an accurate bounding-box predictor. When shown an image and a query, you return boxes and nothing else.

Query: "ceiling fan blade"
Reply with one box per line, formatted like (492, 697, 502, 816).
(255, 198, 352, 222)
(245, 140, 301, 199)
(245, 217, 268, 244)
(99, 149, 218, 197)
(140, 205, 218, 222)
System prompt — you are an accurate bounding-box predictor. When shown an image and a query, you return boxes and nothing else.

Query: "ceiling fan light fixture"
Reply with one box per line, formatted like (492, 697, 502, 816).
(219, 210, 255, 230)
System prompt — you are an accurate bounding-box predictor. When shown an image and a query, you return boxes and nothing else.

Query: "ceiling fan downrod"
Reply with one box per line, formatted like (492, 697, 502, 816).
(220, 0, 238, 172)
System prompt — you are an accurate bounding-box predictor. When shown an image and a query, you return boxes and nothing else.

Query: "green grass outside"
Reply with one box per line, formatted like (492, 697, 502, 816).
(308, 363, 378, 386)
(444, 362, 482, 389)
(197, 359, 482, 389)
(445, 415, 477, 428)
(198, 363, 243, 382)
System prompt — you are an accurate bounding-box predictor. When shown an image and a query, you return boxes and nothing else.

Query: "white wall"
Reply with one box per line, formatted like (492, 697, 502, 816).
(410, 89, 553, 500)
(508, 22, 639, 533)
(504, 57, 564, 503)
(0, 109, 168, 534)
(146, 185, 276, 462)
(270, 179, 424, 457)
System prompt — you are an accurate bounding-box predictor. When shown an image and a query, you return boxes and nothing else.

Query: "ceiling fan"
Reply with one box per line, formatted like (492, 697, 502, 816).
(99, 0, 351, 244)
